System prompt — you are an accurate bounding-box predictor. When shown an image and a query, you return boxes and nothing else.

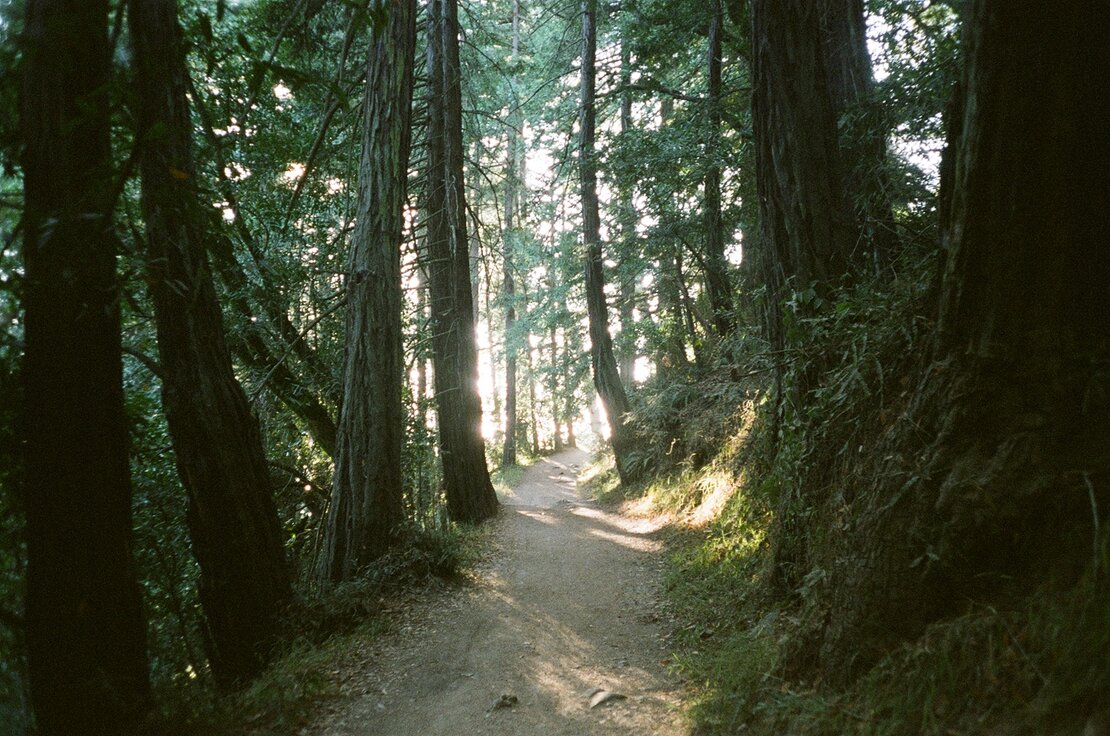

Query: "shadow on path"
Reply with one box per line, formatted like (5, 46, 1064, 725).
(313, 449, 687, 736)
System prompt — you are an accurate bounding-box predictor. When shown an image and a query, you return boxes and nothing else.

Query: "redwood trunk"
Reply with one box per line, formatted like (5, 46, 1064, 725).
(426, 0, 499, 522)
(501, 2, 521, 466)
(819, 0, 1110, 680)
(616, 35, 637, 387)
(21, 0, 150, 730)
(319, 0, 416, 583)
(819, 0, 898, 269)
(130, 0, 292, 687)
(580, 0, 639, 483)
(703, 0, 735, 337)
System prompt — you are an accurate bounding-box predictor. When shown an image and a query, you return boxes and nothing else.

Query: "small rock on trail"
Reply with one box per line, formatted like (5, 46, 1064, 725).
(309, 448, 687, 736)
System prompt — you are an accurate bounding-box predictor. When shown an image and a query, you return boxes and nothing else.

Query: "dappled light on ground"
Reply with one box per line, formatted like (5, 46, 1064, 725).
(309, 449, 686, 735)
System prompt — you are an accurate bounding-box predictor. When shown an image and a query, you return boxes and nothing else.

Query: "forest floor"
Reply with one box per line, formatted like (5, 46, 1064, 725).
(306, 448, 688, 735)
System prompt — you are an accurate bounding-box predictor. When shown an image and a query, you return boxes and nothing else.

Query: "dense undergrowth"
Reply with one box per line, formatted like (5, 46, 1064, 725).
(597, 261, 1110, 736)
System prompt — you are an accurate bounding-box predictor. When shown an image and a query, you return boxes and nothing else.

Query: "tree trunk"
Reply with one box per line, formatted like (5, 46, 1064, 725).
(426, 0, 499, 523)
(550, 324, 564, 450)
(525, 329, 541, 456)
(318, 0, 416, 583)
(819, 0, 1110, 681)
(819, 0, 898, 271)
(580, 0, 640, 483)
(501, 0, 521, 467)
(616, 34, 637, 389)
(751, 0, 876, 590)
(703, 0, 735, 338)
(751, 0, 854, 303)
(130, 0, 292, 687)
(21, 0, 150, 730)
(502, 255, 518, 465)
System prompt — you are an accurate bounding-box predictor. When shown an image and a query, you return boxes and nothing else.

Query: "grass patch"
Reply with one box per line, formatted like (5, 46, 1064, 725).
(491, 458, 531, 497)
(578, 452, 622, 504)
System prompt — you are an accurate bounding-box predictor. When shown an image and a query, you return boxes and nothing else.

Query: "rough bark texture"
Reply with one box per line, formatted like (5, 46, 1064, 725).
(426, 0, 499, 523)
(21, 2, 150, 731)
(751, 0, 853, 304)
(579, 0, 640, 483)
(703, 0, 735, 338)
(319, 0, 416, 583)
(819, 0, 898, 269)
(130, 0, 293, 687)
(751, 0, 885, 591)
(616, 35, 637, 389)
(501, 0, 521, 467)
(817, 0, 1110, 681)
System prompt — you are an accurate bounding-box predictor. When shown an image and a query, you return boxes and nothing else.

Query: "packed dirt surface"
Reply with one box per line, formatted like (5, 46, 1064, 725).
(310, 448, 688, 735)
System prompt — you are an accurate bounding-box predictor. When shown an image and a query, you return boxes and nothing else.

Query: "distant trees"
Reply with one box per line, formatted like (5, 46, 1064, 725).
(318, 0, 417, 582)
(130, 0, 294, 686)
(21, 0, 150, 730)
(426, 0, 499, 523)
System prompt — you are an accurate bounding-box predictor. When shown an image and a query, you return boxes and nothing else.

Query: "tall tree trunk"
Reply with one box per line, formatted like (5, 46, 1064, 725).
(130, 0, 292, 687)
(751, 0, 870, 589)
(21, 0, 150, 730)
(703, 0, 735, 338)
(550, 323, 564, 450)
(751, 0, 894, 356)
(426, 0, 499, 523)
(616, 34, 637, 389)
(502, 252, 518, 465)
(819, 0, 1110, 681)
(501, 0, 521, 467)
(819, 0, 897, 271)
(318, 0, 416, 583)
(580, 0, 640, 483)
(526, 336, 541, 455)
(751, 0, 854, 305)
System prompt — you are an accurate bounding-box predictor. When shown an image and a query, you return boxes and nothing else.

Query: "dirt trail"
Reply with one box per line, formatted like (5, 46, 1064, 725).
(311, 448, 687, 735)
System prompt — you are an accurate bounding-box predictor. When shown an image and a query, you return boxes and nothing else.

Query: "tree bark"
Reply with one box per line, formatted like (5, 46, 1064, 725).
(751, 0, 854, 304)
(318, 0, 416, 583)
(550, 323, 564, 450)
(616, 33, 637, 388)
(703, 0, 736, 338)
(819, 0, 898, 271)
(21, 1, 150, 730)
(501, 0, 521, 467)
(751, 0, 879, 590)
(426, 0, 499, 522)
(819, 0, 1110, 681)
(751, 0, 895, 340)
(580, 0, 640, 483)
(130, 0, 292, 687)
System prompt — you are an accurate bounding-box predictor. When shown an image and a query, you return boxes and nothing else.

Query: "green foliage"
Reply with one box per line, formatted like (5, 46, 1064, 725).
(652, 243, 1110, 733)
(667, 535, 1110, 735)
